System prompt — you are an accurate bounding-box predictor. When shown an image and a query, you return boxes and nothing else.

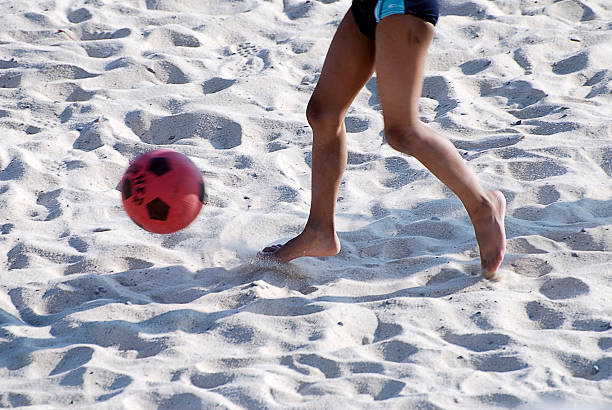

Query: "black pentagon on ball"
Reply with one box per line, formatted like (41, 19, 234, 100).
(147, 198, 170, 221)
(121, 178, 132, 200)
(148, 157, 171, 176)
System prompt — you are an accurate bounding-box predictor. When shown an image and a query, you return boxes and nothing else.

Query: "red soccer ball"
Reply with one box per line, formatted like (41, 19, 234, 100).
(119, 149, 207, 234)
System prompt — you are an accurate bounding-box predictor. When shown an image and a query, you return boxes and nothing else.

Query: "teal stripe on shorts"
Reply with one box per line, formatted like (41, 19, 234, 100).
(375, 0, 406, 22)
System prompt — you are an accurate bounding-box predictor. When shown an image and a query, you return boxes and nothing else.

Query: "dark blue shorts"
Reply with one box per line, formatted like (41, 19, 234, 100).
(351, 0, 439, 39)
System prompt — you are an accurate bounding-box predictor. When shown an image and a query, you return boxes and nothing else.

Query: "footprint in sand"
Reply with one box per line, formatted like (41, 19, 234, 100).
(202, 77, 236, 94)
(295, 353, 342, 378)
(494, 147, 541, 161)
(147, 58, 190, 84)
(68, 236, 89, 253)
(513, 48, 532, 75)
(546, 0, 596, 22)
(382, 156, 428, 189)
(559, 354, 611, 381)
(539, 277, 589, 300)
(453, 134, 523, 153)
(525, 300, 565, 329)
(7, 243, 29, 270)
(290, 39, 314, 54)
(0, 107, 56, 134)
(508, 104, 566, 121)
(233, 154, 253, 170)
(0, 58, 19, 69)
(36, 189, 63, 221)
(40, 82, 96, 102)
(421, 75, 458, 118)
(347, 150, 378, 166)
(470, 353, 528, 372)
(599, 338, 612, 351)
(509, 256, 553, 277)
(43, 276, 120, 314)
(123, 257, 154, 270)
(190, 372, 233, 390)
(167, 30, 200, 48)
(80, 27, 131, 41)
(588, 147, 612, 177)
(38, 63, 99, 82)
(49, 346, 94, 376)
(377, 340, 419, 363)
(470, 311, 494, 331)
(221, 42, 271, 78)
(145, 27, 200, 48)
(67, 8, 92, 23)
(372, 320, 403, 343)
(344, 115, 369, 134)
(521, 120, 579, 135)
(477, 393, 524, 409)
(536, 185, 561, 205)
(0, 72, 22, 88)
(59, 367, 132, 398)
(480, 79, 546, 109)
(459, 58, 491, 75)
(82, 41, 124, 58)
(544, 229, 604, 252)
(276, 185, 300, 203)
(552, 51, 588, 75)
(507, 159, 567, 181)
(0, 156, 26, 181)
(0, 393, 31, 407)
(1, 223, 14, 235)
(64, 259, 104, 276)
(73, 118, 113, 151)
(365, 77, 381, 109)
(218, 323, 255, 344)
(2, 347, 33, 371)
(51, 319, 167, 358)
(572, 319, 611, 332)
(352, 376, 406, 401)
(443, 332, 512, 352)
(125, 110, 242, 148)
(584, 70, 612, 99)
(283, 0, 315, 20)
(440, 1, 489, 20)
(7, 276, 120, 328)
(236, 42, 259, 58)
(110, 266, 206, 305)
(158, 393, 206, 410)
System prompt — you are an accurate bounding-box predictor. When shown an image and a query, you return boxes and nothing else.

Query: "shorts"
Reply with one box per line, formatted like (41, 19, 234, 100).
(351, 0, 439, 40)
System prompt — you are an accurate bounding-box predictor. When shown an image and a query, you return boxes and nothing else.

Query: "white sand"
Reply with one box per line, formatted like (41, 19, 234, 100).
(0, 0, 611, 408)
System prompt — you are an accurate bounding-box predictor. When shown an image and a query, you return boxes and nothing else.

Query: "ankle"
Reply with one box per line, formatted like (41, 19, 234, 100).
(303, 223, 336, 240)
(467, 191, 497, 220)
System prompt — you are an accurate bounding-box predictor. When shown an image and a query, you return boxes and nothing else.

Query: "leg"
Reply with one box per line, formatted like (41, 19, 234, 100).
(374, 15, 506, 276)
(258, 10, 375, 262)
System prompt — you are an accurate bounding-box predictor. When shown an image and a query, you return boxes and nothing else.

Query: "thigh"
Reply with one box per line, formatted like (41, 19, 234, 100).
(374, 14, 434, 127)
(309, 9, 376, 117)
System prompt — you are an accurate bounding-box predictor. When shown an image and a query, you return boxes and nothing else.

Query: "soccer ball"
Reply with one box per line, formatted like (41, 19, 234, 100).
(119, 149, 206, 234)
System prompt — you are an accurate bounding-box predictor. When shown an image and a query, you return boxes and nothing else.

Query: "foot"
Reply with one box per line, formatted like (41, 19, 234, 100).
(469, 190, 507, 278)
(257, 227, 341, 263)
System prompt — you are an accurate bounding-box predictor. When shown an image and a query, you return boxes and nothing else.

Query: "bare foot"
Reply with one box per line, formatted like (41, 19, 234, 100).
(257, 227, 341, 263)
(470, 190, 507, 279)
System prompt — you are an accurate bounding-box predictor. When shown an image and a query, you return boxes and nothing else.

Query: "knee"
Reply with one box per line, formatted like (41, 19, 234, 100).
(383, 124, 424, 155)
(306, 98, 344, 134)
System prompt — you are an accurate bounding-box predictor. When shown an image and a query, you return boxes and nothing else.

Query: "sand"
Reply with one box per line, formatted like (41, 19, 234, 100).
(0, 0, 611, 408)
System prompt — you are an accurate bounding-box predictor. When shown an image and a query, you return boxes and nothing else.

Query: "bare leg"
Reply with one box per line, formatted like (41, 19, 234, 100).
(258, 10, 375, 262)
(374, 15, 506, 276)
